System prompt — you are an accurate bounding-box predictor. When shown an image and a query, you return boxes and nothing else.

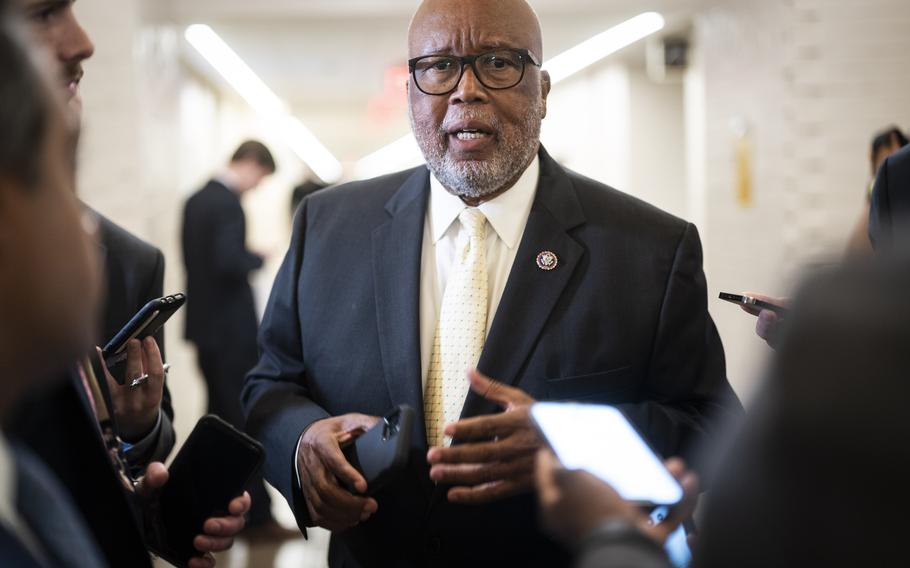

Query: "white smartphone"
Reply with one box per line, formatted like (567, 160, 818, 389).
(531, 402, 684, 506)
(650, 506, 693, 568)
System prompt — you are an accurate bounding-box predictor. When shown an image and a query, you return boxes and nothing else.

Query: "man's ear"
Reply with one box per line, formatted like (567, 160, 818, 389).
(540, 70, 551, 119)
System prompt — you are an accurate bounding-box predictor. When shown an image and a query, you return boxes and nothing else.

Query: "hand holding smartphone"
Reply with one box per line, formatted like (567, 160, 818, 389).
(531, 402, 683, 506)
(341, 405, 414, 495)
(147, 415, 264, 568)
(102, 293, 185, 380)
(719, 292, 788, 316)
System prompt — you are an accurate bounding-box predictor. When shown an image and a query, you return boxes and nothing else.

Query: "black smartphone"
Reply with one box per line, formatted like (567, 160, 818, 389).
(101, 293, 185, 378)
(342, 405, 414, 495)
(719, 292, 788, 316)
(148, 415, 264, 568)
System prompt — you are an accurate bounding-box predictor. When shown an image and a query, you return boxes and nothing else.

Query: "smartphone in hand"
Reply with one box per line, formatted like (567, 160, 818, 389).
(147, 415, 264, 568)
(101, 293, 185, 380)
(719, 292, 788, 316)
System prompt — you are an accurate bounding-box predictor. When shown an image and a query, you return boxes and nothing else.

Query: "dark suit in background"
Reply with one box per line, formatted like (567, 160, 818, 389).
(243, 148, 742, 567)
(182, 179, 271, 526)
(869, 144, 910, 251)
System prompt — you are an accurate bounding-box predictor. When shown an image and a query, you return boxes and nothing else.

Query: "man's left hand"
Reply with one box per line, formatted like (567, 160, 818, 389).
(97, 337, 165, 441)
(426, 369, 538, 504)
(136, 462, 252, 568)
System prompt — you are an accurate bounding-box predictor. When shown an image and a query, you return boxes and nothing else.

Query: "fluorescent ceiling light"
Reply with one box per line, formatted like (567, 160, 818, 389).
(544, 12, 665, 84)
(185, 24, 342, 183)
(353, 12, 665, 180)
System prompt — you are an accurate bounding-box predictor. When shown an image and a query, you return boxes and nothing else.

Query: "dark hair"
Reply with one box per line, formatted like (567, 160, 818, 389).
(871, 126, 909, 164)
(230, 140, 276, 174)
(0, 4, 51, 190)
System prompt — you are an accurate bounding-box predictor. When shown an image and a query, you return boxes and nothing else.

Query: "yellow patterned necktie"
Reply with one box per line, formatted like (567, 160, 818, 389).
(425, 208, 488, 447)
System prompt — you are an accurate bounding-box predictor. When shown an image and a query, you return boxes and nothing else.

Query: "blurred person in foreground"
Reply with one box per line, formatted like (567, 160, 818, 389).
(242, 0, 741, 565)
(15, 0, 175, 472)
(846, 126, 907, 255)
(183, 140, 294, 541)
(744, 138, 910, 348)
(536, 257, 910, 567)
(1, 3, 250, 567)
(0, 4, 106, 564)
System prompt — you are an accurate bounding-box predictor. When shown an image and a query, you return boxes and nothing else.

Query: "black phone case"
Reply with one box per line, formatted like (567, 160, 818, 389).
(342, 405, 414, 495)
(102, 293, 185, 379)
(147, 415, 264, 568)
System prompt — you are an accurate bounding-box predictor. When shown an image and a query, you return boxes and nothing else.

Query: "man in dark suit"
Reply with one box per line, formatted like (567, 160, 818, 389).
(242, 0, 741, 566)
(869, 144, 910, 251)
(17, 0, 176, 472)
(183, 140, 284, 535)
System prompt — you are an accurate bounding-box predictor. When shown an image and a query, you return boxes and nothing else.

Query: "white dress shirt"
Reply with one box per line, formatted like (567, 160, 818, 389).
(0, 434, 45, 562)
(419, 156, 540, 390)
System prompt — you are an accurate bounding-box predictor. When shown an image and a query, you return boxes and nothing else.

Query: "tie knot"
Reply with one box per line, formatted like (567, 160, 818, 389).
(459, 208, 486, 241)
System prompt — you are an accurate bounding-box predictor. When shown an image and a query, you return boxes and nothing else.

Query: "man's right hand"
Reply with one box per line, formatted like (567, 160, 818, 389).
(740, 292, 789, 349)
(297, 413, 381, 531)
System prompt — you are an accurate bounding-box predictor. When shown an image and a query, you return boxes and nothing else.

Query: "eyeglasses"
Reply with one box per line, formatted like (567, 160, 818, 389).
(408, 48, 542, 96)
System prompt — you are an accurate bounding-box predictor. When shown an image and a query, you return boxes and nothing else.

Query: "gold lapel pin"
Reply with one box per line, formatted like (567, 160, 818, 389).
(536, 250, 558, 271)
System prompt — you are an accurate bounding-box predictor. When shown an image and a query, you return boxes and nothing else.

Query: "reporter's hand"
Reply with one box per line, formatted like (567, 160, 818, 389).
(134, 463, 251, 568)
(427, 369, 538, 504)
(189, 492, 252, 568)
(535, 450, 699, 548)
(297, 413, 381, 531)
(739, 292, 789, 349)
(97, 337, 165, 440)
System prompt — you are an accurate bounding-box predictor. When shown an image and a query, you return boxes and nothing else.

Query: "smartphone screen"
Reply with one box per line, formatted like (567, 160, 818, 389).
(650, 506, 693, 568)
(152, 415, 264, 566)
(531, 403, 683, 505)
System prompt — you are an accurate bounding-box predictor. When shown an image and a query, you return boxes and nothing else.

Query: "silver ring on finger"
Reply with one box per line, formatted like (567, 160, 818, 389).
(129, 373, 149, 389)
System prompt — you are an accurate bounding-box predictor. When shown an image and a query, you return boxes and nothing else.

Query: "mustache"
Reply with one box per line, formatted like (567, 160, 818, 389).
(440, 108, 501, 133)
(62, 63, 84, 84)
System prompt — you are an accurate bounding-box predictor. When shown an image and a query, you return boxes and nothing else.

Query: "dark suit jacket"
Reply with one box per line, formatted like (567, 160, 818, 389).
(242, 148, 742, 568)
(182, 180, 262, 350)
(96, 214, 175, 464)
(7, 372, 153, 568)
(869, 144, 910, 251)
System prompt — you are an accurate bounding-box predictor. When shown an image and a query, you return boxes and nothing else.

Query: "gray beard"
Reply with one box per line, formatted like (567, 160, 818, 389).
(410, 103, 543, 200)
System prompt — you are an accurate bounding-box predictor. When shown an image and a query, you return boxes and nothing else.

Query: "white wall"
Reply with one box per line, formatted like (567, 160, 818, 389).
(689, 0, 910, 402)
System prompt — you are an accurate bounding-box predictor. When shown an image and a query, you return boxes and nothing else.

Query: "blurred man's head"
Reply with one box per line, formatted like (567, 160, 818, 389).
(407, 0, 550, 203)
(227, 140, 276, 193)
(0, 4, 100, 413)
(18, 0, 94, 116)
(871, 126, 908, 175)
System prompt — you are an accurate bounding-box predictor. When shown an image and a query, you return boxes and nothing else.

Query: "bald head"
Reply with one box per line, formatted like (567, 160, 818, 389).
(408, 0, 543, 61)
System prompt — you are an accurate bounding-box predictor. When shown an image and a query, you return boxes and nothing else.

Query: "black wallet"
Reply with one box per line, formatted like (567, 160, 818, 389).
(342, 405, 414, 495)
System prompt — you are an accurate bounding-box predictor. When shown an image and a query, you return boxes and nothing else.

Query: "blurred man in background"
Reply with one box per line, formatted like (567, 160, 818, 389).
(846, 126, 907, 255)
(183, 140, 293, 541)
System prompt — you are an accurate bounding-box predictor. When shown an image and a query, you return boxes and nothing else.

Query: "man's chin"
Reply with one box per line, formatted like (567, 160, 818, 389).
(67, 92, 83, 120)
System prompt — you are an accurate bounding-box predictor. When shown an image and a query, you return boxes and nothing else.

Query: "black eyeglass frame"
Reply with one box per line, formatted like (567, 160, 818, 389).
(408, 48, 542, 96)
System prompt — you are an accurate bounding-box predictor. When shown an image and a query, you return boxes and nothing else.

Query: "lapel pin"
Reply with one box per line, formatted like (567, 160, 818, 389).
(536, 250, 558, 271)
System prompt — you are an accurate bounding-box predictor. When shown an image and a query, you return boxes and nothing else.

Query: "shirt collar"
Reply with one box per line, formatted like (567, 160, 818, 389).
(429, 155, 539, 249)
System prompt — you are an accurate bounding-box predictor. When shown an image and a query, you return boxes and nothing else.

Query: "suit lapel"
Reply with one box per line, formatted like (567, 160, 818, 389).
(460, 148, 586, 421)
(372, 168, 431, 448)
